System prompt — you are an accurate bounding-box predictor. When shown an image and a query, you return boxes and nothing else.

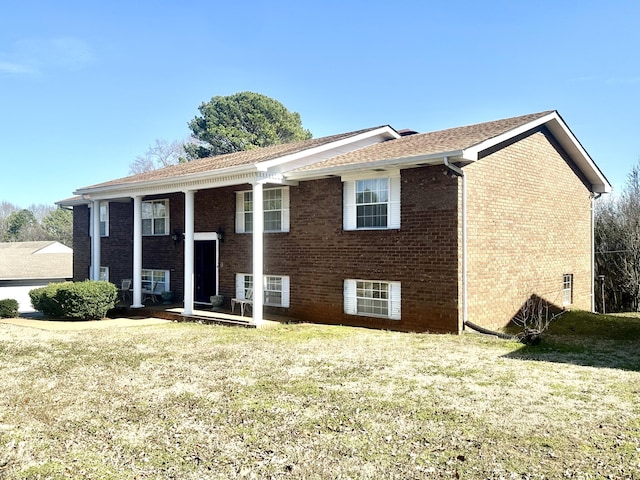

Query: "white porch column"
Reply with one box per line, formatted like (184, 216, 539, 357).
(131, 196, 144, 308)
(252, 182, 264, 324)
(183, 190, 196, 315)
(90, 200, 101, 280)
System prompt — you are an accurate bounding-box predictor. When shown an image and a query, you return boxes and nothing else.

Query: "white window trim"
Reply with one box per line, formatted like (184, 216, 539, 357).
(344, 279, 401, 320)
(342, 172, 400, 231)
(100, 201, 109, 237)
(142, 199, 170, 236)
(89, 201, 109, 237)
(99, 266, 109, 282)
(141, 268, 170, 294)
(562, 274, 573, 306)
(235, 187, 290, 233)
(235, 273, 290, 308)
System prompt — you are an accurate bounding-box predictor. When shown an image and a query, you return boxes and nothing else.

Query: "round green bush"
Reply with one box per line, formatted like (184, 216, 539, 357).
(29, 281, 118, 321)
(29, 283, 69, 318)
(0, 299, 19, 318)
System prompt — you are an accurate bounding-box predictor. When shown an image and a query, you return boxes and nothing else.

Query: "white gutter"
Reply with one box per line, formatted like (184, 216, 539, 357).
(74, 163, 260, 199)
(443, 157, 468, 332)
(285, 150, 466, 181)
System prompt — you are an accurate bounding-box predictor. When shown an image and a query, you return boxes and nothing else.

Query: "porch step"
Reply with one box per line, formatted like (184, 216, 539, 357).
(179, 313, 256, 328)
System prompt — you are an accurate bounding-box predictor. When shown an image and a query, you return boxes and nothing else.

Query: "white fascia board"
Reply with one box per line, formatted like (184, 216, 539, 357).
(74, 164, 259, 200)
(285, 150, 465, 181)
(256, 126, 401, 173)
(544, 116, 612, 193)
(77, 171, 296, 201)
(462, 112, 558, 161)
(462, 111, 612, 194)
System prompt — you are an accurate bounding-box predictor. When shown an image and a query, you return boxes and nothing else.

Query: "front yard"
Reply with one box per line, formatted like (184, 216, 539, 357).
(1, 312, 639, 479)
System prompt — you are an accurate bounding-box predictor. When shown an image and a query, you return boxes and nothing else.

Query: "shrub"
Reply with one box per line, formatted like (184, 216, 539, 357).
(29, 281, 118, 321)
(29, 283, 69, 318)
(0, 299, 19, 318)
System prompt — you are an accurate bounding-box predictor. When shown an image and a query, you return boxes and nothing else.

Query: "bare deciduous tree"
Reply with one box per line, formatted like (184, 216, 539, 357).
(595, 161, 640, 312)
(513, 295, 564, 344)
(128, 139, 188, 174)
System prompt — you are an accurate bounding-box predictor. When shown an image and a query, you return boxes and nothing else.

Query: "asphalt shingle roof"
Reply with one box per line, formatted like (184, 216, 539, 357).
(82, 126, 386, 191)
(71, 111, 556, 195)
(293, 111, 554, 172)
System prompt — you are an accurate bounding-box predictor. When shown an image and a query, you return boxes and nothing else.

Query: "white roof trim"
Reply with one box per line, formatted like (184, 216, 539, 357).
(72, 126, 401, 201)
(257, 126, 401, 173)
(285, 151, 465, 181)
(462, 111, 611, 193)
(461, 112, 558, 161)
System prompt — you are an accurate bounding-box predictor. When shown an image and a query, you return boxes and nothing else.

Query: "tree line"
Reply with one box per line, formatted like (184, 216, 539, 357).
(129, 91, 311, 174)
(1, 91, 309, 250)
(0, 202, 73, 247)
(595, 161, 640, 312)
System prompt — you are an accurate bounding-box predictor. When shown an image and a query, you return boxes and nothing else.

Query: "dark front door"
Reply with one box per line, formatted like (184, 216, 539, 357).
(194, 240, 216, 303)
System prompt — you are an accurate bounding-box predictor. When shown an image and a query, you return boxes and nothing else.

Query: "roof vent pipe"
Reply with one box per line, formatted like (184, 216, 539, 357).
(397, 129, 419, 136)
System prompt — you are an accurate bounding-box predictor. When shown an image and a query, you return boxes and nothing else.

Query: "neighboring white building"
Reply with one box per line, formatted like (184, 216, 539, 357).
(0, 241, 72, 313)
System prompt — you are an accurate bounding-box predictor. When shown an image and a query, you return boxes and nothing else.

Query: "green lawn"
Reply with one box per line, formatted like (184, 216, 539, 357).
(1, 312, 639, 479)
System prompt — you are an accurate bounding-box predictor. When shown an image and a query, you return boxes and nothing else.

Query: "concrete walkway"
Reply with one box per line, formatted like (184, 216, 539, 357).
(0, 315, 171, 331)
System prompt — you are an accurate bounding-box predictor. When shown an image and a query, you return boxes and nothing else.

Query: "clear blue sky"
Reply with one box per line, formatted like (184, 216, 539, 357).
(1, 0, 638, 207)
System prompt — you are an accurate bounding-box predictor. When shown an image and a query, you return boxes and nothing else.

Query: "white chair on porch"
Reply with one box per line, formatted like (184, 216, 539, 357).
(142, 281, 159, 304)
(231, 288, 253, 316)
(120, 279, 132, 302)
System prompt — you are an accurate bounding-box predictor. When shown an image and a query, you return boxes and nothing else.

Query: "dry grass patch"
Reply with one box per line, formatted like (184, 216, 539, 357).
(0, 318, 639, 479)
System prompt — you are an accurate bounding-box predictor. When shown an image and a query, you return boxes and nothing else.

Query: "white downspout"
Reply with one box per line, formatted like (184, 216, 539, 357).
(444, 157, 467, 332)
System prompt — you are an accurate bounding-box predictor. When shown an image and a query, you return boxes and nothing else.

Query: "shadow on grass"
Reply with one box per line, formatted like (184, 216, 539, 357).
(501, 310, 640, 372)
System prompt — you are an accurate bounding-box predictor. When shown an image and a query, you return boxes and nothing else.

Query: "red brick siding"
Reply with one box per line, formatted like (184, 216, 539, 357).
(72, 169, 461, 332)
(72, 205, 90, 281)
(255, 168, 459, 333)
(463, 128, 593, 329)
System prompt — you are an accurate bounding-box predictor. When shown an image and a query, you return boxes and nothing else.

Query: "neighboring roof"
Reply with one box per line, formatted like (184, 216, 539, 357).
(0, 241, 73, 281)
(60, 110, 611, 203)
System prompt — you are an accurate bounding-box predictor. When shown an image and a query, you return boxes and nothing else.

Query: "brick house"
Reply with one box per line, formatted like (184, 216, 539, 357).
(58, 110, 610, 333)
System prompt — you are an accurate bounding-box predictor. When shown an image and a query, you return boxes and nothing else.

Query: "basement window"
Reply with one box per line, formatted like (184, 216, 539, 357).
(142, 269, 169, 294)
(344, 279, 401, 320)
(562, 274, 573, 306)
(235, 273, 290, 307)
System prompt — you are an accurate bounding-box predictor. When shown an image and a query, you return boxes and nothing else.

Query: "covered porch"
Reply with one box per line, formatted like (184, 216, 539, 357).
(85, 170, 294, 327)
(109, 299, 294, 329)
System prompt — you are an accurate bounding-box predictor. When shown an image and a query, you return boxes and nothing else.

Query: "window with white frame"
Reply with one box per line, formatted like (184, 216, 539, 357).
(235, 273, 290, 307)
(99, 201, 109, 237)
(142, 269, 169, 293)
(88, 201, 109, 237)
(142, 200, 169, 235)
(344, 279, 401, 320)
(99, 266, 109, 281)
(235, 187, 290, 233)
(562, 274, 573, 306)
(343, 174, 400, 230)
